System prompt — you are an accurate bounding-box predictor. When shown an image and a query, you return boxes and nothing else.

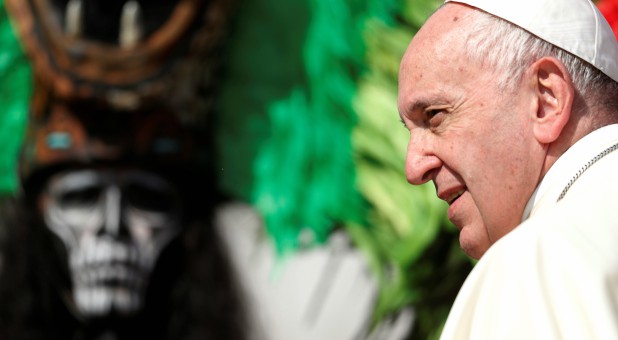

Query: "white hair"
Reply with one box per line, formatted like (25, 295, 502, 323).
(462, 8, 618, 111)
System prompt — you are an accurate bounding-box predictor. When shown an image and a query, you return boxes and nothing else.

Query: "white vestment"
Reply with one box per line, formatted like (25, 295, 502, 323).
(440, 124, 618, 339)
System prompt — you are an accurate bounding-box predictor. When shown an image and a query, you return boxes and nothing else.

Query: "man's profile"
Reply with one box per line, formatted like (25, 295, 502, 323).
(398, 0, 618, 338)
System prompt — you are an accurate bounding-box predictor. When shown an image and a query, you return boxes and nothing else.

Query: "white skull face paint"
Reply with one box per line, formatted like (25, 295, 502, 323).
(40, 168, 182, 318)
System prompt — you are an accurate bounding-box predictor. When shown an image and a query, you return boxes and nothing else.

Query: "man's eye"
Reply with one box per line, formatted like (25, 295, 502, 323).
(426, 109, 442, 119)
(426, 108, 448, 129)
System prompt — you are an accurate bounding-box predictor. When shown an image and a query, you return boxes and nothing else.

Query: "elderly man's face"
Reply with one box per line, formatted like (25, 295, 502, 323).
(398, 4, 544, 258)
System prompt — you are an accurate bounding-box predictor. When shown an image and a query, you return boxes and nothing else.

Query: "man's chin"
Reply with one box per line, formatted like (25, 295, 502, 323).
(458, 227, 491, 260)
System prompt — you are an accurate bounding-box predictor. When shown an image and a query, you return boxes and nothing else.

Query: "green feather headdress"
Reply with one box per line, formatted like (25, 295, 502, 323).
(217, 0, 470, 337)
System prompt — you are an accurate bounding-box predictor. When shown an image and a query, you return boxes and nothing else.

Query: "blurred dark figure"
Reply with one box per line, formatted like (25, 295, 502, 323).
(0, 0, 247, 339)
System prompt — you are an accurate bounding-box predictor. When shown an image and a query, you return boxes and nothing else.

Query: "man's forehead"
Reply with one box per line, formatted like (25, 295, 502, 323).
(401, 3, 475, 67)
(398, 4, 488, 117)
(413, 3, 475, 42)
(399, 5, 474, 86)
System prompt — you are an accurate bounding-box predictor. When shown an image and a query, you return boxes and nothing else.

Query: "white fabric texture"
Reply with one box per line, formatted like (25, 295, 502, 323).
(445, 0, 618, 83)
(440, 124, 618, 339)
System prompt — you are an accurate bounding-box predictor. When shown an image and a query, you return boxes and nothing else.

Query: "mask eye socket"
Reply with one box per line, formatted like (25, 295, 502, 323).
(46, 170, 106, 210)
(57, 185, 103, 209)
(123, 181, 178, 213)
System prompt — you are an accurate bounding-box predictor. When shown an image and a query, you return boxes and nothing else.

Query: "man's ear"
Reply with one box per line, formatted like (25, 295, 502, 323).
(528, 57, 574, 144)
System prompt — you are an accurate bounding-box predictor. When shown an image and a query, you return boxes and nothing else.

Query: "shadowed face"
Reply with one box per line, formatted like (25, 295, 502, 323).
(39, 167, 182, 318)
(398, 4, 544, 258)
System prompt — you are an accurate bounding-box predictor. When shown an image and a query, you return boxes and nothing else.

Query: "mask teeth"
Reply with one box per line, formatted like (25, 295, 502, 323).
(119, 1, 143, 49)
(71, 239, 140, 269)
(64, 0, 83, 38)
(73, 263, 145, 287)
(74, 286, 142, 317)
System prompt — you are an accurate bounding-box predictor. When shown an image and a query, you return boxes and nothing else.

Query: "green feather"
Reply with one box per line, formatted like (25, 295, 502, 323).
(0, 0, 31, 195)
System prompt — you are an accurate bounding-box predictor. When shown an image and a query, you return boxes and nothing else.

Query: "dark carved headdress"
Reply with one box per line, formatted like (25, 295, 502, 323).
(6, 0, 234, 192)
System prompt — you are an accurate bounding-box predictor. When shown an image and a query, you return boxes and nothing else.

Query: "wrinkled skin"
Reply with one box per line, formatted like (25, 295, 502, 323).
(397, 4, 548, 259)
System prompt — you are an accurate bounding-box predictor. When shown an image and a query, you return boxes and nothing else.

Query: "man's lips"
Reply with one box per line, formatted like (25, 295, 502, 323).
(438, 187, 466, 205)
(438, 187, 467, 231)
(444, 189, 471, 232)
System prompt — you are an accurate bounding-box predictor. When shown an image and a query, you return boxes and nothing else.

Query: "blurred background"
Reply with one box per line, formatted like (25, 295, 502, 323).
(0, 0, 616, 339)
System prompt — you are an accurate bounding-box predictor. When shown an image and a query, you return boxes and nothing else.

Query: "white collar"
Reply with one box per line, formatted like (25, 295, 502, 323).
(521, 124, 618, 221)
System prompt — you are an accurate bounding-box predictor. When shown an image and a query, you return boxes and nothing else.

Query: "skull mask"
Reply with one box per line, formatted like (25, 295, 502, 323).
(39, 168, 182, 318)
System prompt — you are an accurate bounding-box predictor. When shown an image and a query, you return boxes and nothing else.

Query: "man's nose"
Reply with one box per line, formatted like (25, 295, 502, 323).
(101, 186, 125, 236)
(405, 135, 441, 185)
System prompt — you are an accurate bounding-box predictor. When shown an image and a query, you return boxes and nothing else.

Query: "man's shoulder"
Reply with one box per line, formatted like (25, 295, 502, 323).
(505, 139, 618, 268)
(494, 193, 618, 271)
(441, 201, 618, 339)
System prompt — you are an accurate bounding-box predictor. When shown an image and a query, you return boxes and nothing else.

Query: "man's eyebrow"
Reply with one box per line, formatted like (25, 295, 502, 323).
(401, 99, 432, 116)
(399, 99, 430, 128)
